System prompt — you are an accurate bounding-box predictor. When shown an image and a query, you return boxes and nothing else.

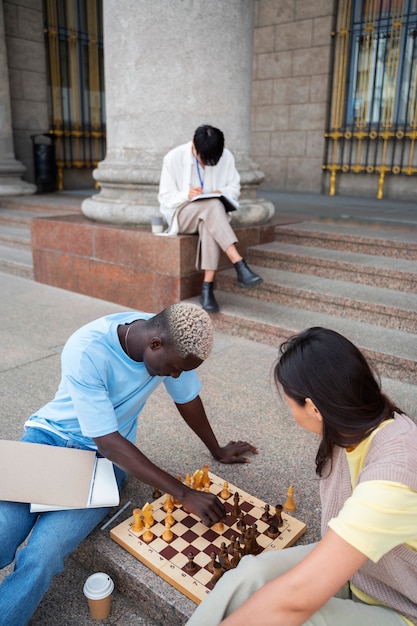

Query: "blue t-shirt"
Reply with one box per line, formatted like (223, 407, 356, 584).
(25, 312, 201, 448)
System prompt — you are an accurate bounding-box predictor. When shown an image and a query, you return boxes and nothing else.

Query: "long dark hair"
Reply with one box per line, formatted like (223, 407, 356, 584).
(274, 327, 399, 476)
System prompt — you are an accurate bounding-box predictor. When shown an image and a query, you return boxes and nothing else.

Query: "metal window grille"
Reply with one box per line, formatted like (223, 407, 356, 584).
(323, 0, 417, 198)
(43, 0, 105, 190)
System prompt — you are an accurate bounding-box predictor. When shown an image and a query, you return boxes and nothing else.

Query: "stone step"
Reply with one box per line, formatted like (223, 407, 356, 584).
(0, 207, 68, 228)
(189, 290, 417, 384)
(217, 265, 417, 334)
(249, 241, 417, 293)
(0, 192, 85, 215)
(0, 244, 33, 279)
(274, 221, 417, 259)
(0, 224, 31, 250)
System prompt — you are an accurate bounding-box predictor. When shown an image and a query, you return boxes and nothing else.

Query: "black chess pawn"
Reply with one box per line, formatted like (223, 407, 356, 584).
(185, 551, 198, 574)
(227, 535, 236, 555)
(266, 524, 280, 539)
(261, 503, 270, 522)
(207, 551, 217, 574)
(152, 487, 162, 499)
(273, 504, 284, 527)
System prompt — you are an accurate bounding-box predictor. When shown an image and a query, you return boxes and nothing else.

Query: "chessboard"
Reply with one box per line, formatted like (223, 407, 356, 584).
(110, 470, 306, 604)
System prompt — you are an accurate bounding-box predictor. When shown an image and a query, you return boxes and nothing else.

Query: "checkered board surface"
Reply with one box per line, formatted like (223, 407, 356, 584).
(110, 472, 306, 604)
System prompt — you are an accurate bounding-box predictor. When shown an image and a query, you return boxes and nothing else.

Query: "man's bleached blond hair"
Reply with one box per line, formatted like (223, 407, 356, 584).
(149, 303, 213, 360)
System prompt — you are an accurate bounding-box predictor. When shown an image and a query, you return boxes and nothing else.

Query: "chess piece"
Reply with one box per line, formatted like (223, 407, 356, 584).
(284, 485, 296, 513)
(210, 561, 224, 586)
(219, 552, 231, 571)
(273, 504, 284, 527)
(165, 506, 175, 527)
(185, 473, 191, 488)
(212, 520, 225, 533)
(162, 519, 174, 542)
(192, 469, 203, 490)
(265, 524, 280, 539)
(231, 492, 241, 517)
(201, 464, 210, 488)
(185, 551, 198, 574)
(131, 508, 144, 532)
(220, 481, 231, 499)
(249, 525, 262, 555)
(230, 545, 241, 568)
(163, 493, 174, 512)
(142, 503, 154, 526)
(227, 535, 236, 555)
(142, 521, 154, 543)
(241, 531, 251, 556)
(236, 511, 246, 531)
(261, 503, 270, 522)
(207, 551, 217, 573)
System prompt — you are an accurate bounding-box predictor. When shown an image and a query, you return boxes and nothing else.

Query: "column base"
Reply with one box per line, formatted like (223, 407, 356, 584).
(0, 160, 36, 195)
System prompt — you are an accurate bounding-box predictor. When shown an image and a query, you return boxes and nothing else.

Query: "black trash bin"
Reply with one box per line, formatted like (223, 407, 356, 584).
(31, 134, 57, 193)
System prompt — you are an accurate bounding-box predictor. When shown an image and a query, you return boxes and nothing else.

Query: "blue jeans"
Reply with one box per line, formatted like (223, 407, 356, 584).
(0, 428, 127, 626)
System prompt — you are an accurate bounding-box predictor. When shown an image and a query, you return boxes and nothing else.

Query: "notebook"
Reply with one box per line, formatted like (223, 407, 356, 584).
(0, 440, 119, 511)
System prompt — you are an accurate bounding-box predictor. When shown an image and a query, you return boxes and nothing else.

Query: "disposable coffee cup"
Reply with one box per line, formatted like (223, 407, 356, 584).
(151, 215, 163, 234)
(83, 572, 114, 620)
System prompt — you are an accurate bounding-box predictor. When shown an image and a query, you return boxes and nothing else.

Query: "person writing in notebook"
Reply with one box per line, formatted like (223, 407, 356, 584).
(0, 303, 257, 626)
(158, 124, 263, 313)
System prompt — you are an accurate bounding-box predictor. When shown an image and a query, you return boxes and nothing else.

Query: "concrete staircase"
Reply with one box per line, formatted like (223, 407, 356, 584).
(0, 193, 86, 279)
(208, 220, 417, 385)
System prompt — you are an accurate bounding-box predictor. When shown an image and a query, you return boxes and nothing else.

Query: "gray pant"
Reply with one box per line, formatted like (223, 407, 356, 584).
(186, 543, 408, 626)
(177, 199, 238, 270)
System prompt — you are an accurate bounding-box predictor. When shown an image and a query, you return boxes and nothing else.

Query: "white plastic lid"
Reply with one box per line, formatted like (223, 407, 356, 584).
(83, 572, 114, 600)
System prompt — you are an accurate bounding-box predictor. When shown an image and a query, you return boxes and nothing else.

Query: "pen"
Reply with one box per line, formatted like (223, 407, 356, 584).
(100, 500, 132, 530)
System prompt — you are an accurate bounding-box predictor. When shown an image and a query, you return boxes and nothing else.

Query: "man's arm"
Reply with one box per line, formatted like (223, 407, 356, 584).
(220, 530, 368, 626)
(175, 396, 257, 463)
(93, 431, 225, 526)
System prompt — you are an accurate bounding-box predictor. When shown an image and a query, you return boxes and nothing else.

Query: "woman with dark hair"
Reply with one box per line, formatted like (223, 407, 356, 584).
(187, 327, 417, 626)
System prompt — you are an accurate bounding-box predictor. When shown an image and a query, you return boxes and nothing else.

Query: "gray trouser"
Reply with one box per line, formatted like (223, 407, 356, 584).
(186, 543, 408, 626)
(177, 199, 238, 270)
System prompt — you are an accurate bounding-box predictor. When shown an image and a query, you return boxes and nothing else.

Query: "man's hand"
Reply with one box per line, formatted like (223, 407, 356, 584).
(181, 489, 226, 527)
(214, 440, 258, 464)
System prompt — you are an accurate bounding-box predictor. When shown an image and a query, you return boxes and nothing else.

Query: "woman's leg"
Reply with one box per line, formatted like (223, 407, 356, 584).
(187, 544, 316, 625)
(186, 544, 405, 626)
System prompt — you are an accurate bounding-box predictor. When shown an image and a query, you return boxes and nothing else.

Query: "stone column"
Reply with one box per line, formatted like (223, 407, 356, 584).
(0, 1, 35, 196)
(82, 0, 273, 225)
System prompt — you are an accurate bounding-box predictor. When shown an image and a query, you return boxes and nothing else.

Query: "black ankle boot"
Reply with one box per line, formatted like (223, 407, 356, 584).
(234, 259, 263, 289)
(200, 281, 219, 313)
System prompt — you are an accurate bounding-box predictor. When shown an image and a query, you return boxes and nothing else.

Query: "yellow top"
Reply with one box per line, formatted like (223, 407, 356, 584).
(328, 421, 417, 625)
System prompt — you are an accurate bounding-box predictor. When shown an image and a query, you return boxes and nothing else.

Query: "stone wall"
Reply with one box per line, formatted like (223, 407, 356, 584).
(4, 0, 49, 184)
(251, 0, 416, 200)
(251, 0, 335, 193)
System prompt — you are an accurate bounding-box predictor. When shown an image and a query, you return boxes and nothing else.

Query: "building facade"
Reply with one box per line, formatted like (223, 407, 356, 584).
(2, 0, 416, 201)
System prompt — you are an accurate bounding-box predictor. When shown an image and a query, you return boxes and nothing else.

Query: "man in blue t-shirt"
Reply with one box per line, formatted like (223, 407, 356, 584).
(0, 302, 257, 626)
